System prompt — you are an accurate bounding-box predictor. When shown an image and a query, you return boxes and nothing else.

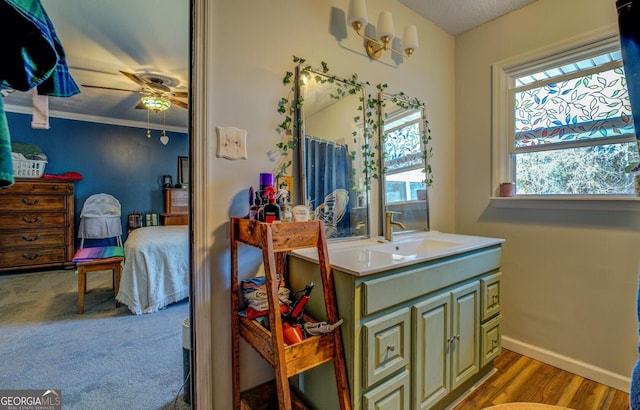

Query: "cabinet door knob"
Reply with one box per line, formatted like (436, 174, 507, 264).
(21, 198, 41, 206)
(22, 216, 42, 224)
(22, 234, 41, 242)
(386, 345, 396, 352)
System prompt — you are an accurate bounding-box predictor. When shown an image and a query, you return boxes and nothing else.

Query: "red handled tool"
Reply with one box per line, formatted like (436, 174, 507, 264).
(288, 282, 314, 321)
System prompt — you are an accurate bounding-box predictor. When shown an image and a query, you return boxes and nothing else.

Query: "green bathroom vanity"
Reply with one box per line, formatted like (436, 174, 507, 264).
(288, 231, 504, 409)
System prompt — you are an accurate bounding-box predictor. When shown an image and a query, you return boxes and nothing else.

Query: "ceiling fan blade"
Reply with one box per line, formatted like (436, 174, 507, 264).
(171, 91, 189, 98)
(81, 84, 139, 93)
(168, 98, 189, 109)
(119, 71, 148, 88)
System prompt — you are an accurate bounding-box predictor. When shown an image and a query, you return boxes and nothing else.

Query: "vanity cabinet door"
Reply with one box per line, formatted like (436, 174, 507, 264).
(413, 281, 480, 409)
(451, 281, 480, 391)
(413, 291, 451, 409)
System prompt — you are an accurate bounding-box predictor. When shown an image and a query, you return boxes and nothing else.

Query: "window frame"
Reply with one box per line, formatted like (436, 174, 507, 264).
(490, 24, 640, 206)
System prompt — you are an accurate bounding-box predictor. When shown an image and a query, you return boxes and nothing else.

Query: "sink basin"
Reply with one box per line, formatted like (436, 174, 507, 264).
(368, 238, 465, 257)
(291, 231, 505, 276)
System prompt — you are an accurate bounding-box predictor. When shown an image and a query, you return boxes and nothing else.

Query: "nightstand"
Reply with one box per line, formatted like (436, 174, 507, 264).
(161, 188, 188, 225)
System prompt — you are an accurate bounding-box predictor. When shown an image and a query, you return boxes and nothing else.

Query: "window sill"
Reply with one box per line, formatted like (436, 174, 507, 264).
(488, 195, 640, 212)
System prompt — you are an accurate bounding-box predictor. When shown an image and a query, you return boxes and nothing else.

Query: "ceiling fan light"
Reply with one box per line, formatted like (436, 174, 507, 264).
(141, 95, 171, 111)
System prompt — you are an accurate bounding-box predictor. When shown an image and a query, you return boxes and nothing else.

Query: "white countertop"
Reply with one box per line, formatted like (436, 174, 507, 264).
(291, 230, 505, 276)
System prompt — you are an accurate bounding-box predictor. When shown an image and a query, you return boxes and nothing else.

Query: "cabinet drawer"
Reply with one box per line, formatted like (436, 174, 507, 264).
(363, 308, 410, 388)
(362, 370, 410, 410)
(0, 212, 67, 229)
(481, 271, 502, 321)
(0, 194, 66, 211)
(0, 247, 66, 268)
(362, 247, 502, 316)
(0, 229, 66, 248)
(480, 314, 501, 367)
(1, 180, 72, 195)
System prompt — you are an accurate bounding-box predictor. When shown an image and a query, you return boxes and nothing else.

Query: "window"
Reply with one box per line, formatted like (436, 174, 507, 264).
(492, 30, 639, 196)
(383, 109, 427, 203)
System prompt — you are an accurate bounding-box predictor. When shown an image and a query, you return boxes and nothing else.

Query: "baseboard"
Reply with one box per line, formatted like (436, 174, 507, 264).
(502, 336, 631, 393)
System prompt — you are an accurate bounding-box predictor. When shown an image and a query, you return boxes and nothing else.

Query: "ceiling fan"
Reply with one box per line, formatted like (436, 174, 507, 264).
(81, 71, 188, 111)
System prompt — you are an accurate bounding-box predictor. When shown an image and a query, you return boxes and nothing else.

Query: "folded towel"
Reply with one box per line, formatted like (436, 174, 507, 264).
(31, 87, 50, 129)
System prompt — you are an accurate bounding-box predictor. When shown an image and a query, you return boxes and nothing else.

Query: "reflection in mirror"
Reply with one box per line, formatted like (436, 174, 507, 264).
(380, 92, 431, 234)
(298, 68, 370, 239)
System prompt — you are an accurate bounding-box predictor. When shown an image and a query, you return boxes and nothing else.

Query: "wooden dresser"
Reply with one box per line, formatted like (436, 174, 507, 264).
(0, 178, 75, 272)
(161, 188, 188, 225)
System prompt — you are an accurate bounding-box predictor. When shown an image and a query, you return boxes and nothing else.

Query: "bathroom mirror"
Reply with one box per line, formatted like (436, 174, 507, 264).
(379, 91, 431, 233)
(297, 66, 370, 239)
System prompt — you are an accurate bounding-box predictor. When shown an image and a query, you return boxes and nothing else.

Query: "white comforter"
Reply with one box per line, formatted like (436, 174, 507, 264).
(117, 226, 189, 314)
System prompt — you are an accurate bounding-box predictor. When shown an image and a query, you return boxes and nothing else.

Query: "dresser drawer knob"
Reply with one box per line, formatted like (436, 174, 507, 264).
(52, 185, 59, 190)
(22, 252, 42, 260)
(22, 234, 41, 242)
(22, 216, 42, 224)
(22, 198, 41, 206)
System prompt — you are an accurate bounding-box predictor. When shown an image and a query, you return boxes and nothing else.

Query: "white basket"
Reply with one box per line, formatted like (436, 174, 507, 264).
(13, 159, 47, 178)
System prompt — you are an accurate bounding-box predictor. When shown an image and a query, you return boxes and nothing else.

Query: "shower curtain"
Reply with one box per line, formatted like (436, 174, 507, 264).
(617, 1, 640, 408)
(305, 137, 352, 238)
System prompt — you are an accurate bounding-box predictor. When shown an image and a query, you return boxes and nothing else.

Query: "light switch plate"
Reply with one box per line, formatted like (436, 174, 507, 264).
(216, 126, 247, 160)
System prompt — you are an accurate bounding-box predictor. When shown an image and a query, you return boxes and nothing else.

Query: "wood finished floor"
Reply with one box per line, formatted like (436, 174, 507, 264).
(452, 349, 630, 410)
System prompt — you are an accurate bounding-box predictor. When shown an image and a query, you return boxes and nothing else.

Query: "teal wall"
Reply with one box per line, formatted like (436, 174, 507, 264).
(6, 112, 188, 246)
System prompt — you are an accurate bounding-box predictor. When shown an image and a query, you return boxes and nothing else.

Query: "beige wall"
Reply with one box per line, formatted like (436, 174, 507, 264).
(200, 1, 455, 407)
(455, 0, 639, 391)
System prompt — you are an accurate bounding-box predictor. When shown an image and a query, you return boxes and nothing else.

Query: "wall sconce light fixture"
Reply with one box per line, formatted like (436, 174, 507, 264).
(348, 0, 419, 60)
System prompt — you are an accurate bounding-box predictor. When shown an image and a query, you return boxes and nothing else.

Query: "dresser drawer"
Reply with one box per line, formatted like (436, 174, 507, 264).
(0, 194, 67, 211)
(1, 179, 72, 195)
(0, 179, 75, 272)
(0, 247, 67, 269)
(0, 229, 66, 248)
(362, 307, 410, 389)
(0, 212, 67, 229)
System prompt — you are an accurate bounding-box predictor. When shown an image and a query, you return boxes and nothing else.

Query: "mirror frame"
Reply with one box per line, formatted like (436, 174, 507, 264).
(292, 62, 372, 239)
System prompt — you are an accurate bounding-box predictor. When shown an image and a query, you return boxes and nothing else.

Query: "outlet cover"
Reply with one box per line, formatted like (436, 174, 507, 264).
(216, 126, 247, 160)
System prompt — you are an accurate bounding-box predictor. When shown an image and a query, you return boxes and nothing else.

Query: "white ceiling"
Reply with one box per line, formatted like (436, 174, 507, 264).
(400, 0, 538, 36)
(1, 1, 536, 132)
(3, 0, 190, 132)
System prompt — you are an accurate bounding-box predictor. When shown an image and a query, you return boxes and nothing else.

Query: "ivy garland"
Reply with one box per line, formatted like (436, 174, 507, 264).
(376, 83, 434, 187)
(275, 56, 433, 190)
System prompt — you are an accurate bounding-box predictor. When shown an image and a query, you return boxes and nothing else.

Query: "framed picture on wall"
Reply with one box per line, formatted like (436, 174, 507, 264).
(178, 156, 189, 188)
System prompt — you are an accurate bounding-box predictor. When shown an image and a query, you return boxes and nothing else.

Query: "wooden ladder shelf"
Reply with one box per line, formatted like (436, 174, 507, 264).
(230, 218, 351, 410)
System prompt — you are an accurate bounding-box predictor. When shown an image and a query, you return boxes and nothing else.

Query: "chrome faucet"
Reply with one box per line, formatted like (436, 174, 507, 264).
(384, 211, 406, 242)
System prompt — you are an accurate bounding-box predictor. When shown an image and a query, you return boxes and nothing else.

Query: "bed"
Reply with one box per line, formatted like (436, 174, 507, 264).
(116, 225, 189, 315)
